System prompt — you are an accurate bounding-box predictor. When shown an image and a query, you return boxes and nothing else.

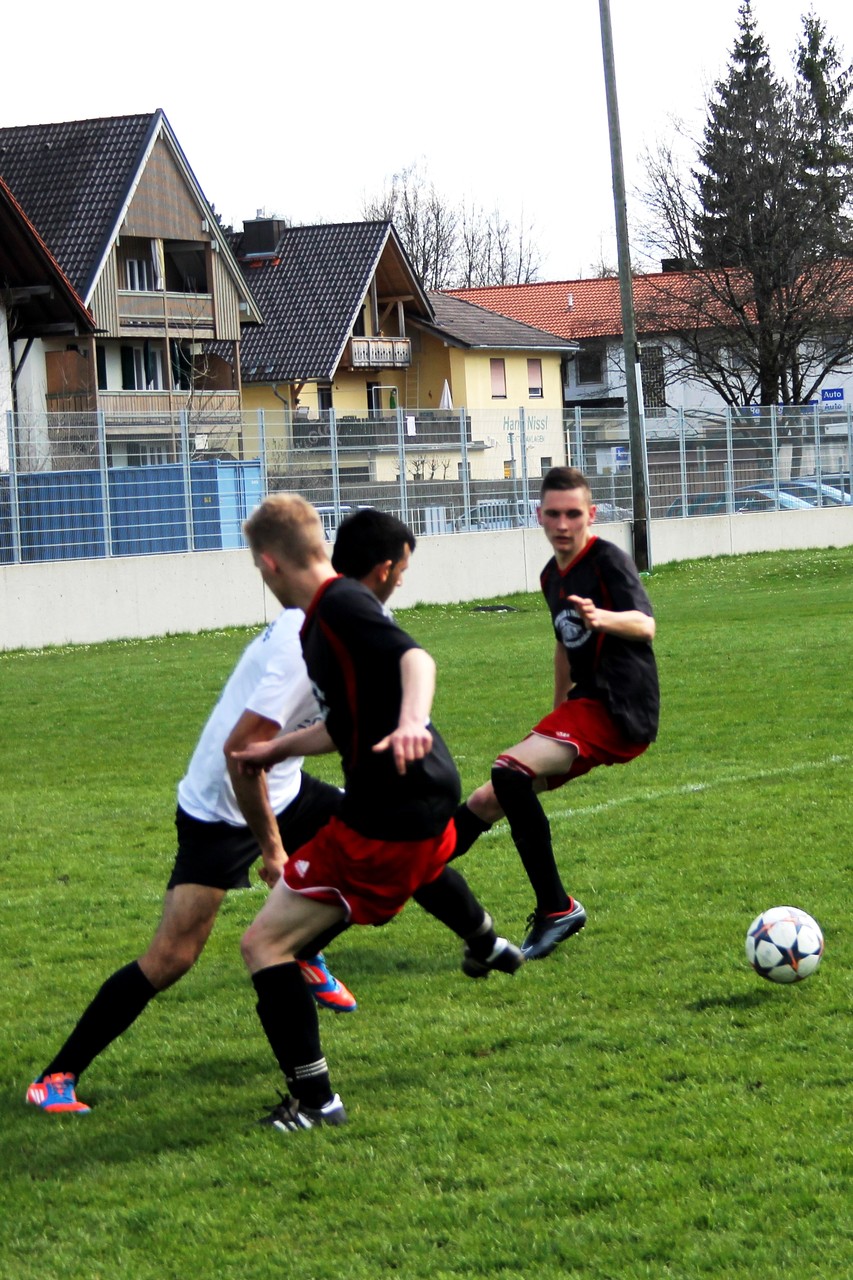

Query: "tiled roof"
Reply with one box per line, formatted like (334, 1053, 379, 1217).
(0, 175, 94, 336)
(446, 273, 751, 340)
(0, 113, 158, 300)
(422, 292, 577, 351)
(236, 221, 432, 382)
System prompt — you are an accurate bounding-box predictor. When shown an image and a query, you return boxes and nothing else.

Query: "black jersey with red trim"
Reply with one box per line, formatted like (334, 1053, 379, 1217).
(540, 536, 660, 743)
(300, 575, 461, 840)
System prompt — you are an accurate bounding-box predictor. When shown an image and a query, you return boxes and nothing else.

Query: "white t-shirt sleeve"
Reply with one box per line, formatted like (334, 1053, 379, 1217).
(244, 610, 320, 731)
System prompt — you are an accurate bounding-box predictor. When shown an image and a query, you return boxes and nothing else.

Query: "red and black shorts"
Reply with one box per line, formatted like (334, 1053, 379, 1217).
(282, 814, 456, 925)
(528, 696, 649, 790)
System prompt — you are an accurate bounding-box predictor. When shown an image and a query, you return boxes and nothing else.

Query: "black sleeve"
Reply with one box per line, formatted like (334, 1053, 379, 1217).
(598, 545, 654, 617)
(324, 582, 421, 663)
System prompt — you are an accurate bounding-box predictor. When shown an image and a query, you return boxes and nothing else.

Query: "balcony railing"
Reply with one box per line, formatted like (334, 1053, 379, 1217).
(346, 337, 411, 369)
(45, 390, 241, 420)
(117, 290, 215, 333)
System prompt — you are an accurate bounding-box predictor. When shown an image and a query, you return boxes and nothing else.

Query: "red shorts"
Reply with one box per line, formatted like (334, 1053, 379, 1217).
(528, 697, 648, 789)
(282, 814, 456, 925)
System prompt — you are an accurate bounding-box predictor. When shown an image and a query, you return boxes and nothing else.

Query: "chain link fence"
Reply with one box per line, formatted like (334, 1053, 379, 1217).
(3, 403, 851, 563)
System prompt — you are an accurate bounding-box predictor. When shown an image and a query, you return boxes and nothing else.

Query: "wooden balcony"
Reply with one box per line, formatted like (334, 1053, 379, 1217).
(346, 337, 411, 369)
(45, 390, 241, 421)
(117, 290, 215, 334)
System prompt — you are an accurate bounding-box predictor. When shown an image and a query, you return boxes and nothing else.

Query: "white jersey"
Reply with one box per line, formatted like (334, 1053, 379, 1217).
(177, 611, 320, 825)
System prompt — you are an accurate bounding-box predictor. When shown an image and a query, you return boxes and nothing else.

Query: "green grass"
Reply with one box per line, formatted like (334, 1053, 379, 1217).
(2, 548, 852, 1279)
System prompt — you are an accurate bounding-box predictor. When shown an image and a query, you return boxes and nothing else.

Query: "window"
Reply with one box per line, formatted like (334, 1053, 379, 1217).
(640, 345, 666, 409)
(577, 349, 604, 384)
(540, 456, 552, 474)
(120, 343, 164, 391)
(96, 345, 108, 391)
(503, 460, 515, 479)
(318, 384, 333, 413)
(126, 258, 152, 291)
(527, 358, 543, 398)
(457, 461, 471, 480)
(490, 358, 507, 398)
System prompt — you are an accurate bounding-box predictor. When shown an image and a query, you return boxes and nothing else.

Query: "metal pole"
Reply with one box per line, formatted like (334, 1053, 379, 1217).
(6, 410, 21, 564)
(396, 406, 409, 525)
(599, 0, 651, 570)
(329, 408, 341, 522)
(459, 406, 471, 528)
(519, 406, 530, 525)
(97, 409, 112, 557)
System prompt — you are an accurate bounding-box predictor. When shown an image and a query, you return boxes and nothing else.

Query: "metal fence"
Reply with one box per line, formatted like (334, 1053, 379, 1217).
(3, 403, 852, 563)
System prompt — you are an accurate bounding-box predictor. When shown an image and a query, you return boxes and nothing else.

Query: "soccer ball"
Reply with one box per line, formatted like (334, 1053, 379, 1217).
(745, 906, 824, 984)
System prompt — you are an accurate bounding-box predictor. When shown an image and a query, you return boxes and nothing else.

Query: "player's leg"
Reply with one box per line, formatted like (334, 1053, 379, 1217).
(277, 775, 357, 1013)
(242, 882, 348, 1129)
(413, 865, 524, 977)
(27, 882, 224, 1114)
(490, 734, 587, 960)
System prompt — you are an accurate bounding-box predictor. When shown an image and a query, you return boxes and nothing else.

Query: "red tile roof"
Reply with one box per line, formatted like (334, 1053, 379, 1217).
(447, 274, 729, 340)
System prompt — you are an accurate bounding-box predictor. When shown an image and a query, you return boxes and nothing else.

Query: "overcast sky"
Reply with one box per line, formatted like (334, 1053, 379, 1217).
(5, 1, 853, 280)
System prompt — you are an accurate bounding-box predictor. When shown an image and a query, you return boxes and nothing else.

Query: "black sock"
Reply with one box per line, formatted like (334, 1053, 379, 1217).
(295, 920, 350, 962)
(491, 766, 570, 915)
(449, 803, 492, 860)
(251, 962, 332, 1109)
(41, 960, 158, 1081)
(414, 865, 490, 939)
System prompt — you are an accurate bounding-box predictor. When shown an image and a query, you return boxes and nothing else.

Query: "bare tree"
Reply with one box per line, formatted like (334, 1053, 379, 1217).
(364, 164, 540, 289)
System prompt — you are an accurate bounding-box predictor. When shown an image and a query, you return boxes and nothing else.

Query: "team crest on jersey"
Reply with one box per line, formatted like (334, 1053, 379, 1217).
(310, 680, 329, 720)
(293, 859, 310, 878)
(554, 606, 589, 650)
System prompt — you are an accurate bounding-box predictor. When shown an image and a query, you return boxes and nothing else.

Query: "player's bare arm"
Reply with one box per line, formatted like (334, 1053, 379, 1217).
(567, 594, 656, 642)
(224, 710, 288, 886)
(231, 720, 335, 775)
(373, 647, 436, 776)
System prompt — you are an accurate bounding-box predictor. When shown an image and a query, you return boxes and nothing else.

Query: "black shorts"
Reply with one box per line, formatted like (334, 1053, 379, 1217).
(166, 772, 344, 891)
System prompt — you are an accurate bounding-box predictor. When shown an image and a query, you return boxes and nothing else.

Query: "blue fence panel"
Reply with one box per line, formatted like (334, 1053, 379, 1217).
(18, 470, 106, 562)
(0, 473, 13, 564)
(108, 466, 189, 556)
(189, 462, 224, 551)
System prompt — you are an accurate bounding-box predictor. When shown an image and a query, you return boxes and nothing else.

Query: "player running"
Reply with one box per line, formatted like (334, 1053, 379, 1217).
(452, 465, 660, 961)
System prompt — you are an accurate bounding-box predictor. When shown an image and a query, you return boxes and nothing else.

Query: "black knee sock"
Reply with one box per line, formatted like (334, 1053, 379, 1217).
(413, 867, 499, 958)
(491, 766, 570, 914)
(449, 803, 493, 860)
(251, 962, 332, 1109)
(41, 960, 158, 1081)
(295, 920, 350, 962)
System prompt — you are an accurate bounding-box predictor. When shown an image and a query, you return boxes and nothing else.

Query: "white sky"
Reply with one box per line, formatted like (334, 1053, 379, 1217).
(5, 0, 853, 280)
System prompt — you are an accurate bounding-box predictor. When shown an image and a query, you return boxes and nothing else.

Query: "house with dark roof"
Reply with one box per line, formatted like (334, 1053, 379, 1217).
(0, 110, 261, 466)
(1, 174, 95, 468)
(229, 217, 577, 488)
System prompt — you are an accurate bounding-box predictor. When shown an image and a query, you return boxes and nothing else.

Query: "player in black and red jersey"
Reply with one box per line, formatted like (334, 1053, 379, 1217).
(236, 496, 522, 1132)
(453, 466, 660, 961)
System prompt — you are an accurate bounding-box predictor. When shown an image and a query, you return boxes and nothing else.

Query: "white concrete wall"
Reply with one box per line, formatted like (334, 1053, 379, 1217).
(1, 510, 850, 651)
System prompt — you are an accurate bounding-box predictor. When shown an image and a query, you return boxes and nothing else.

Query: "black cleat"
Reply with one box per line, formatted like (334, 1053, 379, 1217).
(462, 936, 525, 979)
(521, 899, 587, 960)
(258, 1092, 348, 1132)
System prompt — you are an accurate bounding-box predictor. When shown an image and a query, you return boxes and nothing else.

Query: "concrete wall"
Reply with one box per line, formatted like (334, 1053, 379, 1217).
(1, 509, 851, 651)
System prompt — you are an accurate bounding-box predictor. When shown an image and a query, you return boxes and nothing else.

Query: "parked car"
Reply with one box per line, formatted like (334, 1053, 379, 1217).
(665, 484, 818, 517)
(774, 477, 853, 506)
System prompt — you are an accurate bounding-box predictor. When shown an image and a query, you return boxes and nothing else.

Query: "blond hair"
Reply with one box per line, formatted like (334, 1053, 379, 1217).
(243, 494, 326, 569)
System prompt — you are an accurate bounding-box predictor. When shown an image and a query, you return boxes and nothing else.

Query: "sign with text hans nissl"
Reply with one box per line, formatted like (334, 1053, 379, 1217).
(821, 387, 844, 402)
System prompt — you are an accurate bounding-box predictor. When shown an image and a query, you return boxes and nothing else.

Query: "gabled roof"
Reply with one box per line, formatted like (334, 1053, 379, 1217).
(0, 110, 260, 320)
(235, 221, 433, 383)
(446, 275, 728, 341)
(0, 175, 95, 337)
(420, 292, 577, 351)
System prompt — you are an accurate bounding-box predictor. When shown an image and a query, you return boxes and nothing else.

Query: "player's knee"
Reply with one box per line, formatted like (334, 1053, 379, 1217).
(240, 922, 261, 970)
(491, 761, 535, 808)
(140, 940, 197, 990)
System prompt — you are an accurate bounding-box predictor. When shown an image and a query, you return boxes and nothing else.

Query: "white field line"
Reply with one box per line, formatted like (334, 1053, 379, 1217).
(479, 754, 850, 833)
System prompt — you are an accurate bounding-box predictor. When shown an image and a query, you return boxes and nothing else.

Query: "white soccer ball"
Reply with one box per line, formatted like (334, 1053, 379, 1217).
(745, 906, 824, 984)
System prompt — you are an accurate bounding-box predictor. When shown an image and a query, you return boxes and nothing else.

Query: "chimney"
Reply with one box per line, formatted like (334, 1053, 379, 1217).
(240, 218, 289, 256)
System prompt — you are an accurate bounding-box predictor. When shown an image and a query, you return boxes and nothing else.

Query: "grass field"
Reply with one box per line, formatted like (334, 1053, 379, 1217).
(2, 547, 852, 1280)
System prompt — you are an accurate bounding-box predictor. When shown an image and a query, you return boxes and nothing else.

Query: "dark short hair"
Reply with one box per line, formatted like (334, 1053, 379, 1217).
(332, 508, 416, 579)
(540, 466, 592, 501)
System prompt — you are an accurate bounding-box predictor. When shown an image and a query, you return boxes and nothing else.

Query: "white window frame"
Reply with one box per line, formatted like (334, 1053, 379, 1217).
(527, 358, 543, 398)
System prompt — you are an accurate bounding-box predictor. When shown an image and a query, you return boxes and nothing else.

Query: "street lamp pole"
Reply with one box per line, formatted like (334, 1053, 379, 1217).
(599, 0, 652, 571)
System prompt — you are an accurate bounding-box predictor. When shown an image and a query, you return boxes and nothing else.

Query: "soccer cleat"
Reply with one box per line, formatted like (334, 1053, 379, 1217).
(521, 899, 588, 960)
(297, 954, 357, 1013)
(462, 935, 525, 979)
(258, 1092, 348, 1132)
(25, 1072, 91, 1114)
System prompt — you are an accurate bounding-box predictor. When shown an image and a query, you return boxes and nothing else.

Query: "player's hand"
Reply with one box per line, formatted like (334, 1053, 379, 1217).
(567, 594, 605, 631)
(258, 853, 285, 887)
(373, 720, 433, 776)
(230, 740, 285, 775)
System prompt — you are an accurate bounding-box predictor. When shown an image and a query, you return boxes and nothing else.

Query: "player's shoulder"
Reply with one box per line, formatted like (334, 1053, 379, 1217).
(265, 608, 306, 645)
